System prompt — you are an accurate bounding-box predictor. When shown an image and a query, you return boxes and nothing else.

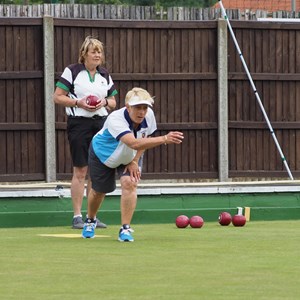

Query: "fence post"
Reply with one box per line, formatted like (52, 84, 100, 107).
(217, 18, 228, 181)
(43, 15, 56, 182)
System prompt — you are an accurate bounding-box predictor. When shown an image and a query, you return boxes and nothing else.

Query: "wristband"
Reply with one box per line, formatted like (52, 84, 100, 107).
(132, 160, 138, 166)
(164, 135, 168, 145)
(75, 100, 78, 108)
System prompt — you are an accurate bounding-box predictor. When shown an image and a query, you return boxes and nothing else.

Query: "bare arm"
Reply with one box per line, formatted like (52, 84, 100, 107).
(120, 131, 184, 151)
(132, 150, 145, 163)
(53, 87, 77, 107)
(53, 87, 115, 111)
(121, 133, 183, 182)
(106, 96, 117, 111)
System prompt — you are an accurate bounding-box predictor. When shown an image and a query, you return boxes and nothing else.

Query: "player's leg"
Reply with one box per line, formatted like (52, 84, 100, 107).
(86, 176, 107, 228)
(117, 174, 138, 242)
(120, 175, 138, 226)
(71, 166, 88, 229)
(82, 188, 106, 239)
(82, 144, 116, 238)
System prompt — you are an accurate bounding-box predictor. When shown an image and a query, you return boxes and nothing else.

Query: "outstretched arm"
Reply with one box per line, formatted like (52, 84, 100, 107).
(120, 131, 184, 151)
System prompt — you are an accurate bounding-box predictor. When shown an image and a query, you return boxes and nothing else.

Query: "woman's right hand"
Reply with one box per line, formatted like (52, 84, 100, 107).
(164, 132, 184, 145)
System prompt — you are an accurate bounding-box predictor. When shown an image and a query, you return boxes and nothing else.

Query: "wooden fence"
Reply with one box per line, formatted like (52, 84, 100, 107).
(1, 4, 300, 20)
(1, 13, 300, 182)
(53, 18, 219, 181)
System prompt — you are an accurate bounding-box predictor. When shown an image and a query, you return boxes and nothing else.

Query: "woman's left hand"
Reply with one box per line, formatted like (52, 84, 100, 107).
(124, 161, 141, 182)
(91, 98, 107, 110)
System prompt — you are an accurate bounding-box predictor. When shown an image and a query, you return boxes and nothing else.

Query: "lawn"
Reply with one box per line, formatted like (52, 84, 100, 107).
(0, 220, 299, 299)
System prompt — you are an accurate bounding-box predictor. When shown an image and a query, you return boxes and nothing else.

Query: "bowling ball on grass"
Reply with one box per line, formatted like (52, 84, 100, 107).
(189, 215, 204, 228)
(175, 215, 190, 228)
(218, 212, 232, 226)
(232, 214, 246, 227)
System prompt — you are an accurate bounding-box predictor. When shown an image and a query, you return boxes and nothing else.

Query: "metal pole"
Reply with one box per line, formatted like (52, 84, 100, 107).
(291, 0, 296, 12)
(43, 16, 57, 182)
(218, 1, 294, 180)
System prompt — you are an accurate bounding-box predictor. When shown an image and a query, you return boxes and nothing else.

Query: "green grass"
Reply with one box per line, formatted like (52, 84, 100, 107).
(0, 221, 299, 300)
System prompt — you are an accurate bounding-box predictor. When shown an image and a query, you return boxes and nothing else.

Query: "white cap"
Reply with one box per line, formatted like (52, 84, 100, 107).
(127, 95, 153, 107)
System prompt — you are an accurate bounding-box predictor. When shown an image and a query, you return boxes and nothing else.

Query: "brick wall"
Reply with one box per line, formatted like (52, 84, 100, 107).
(216, 0, 300, 12)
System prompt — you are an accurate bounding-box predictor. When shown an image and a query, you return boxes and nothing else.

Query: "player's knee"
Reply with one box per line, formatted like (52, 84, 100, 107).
(121, 176, 137, 191)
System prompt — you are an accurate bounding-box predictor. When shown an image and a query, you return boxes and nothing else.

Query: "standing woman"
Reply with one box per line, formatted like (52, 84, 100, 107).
(53, 36, 117, 229)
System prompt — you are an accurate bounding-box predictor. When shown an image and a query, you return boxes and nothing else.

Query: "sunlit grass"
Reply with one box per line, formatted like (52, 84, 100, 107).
(0, 220, 299, 300)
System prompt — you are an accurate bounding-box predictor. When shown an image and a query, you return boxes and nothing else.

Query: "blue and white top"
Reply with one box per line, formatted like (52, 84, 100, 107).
(92, 107, 157, 168)
(56, 63, 118, 117)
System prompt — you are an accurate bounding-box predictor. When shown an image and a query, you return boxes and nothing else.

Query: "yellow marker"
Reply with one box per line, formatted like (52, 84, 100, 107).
(244, 207, 251, 221)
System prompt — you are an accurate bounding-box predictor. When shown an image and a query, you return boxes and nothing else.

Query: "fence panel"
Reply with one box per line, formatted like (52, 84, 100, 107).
(0, 18, 45, 181)
(53, 19, 219, 180)
(228, 21, 300, 178)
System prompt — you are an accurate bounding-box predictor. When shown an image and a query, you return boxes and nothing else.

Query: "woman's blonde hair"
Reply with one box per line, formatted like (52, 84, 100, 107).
(125, 87, 154, 106)
(78, 36, 105, 64)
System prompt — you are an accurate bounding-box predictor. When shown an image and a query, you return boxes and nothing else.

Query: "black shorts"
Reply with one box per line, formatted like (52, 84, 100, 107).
(89, 145, 123, 193)
(89, 145, 143, 194)
(67, 116, 107, 167)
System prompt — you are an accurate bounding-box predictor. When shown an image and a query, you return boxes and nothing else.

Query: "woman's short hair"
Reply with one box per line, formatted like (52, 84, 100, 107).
(78, 36, 105, 64)
(125, 87, 154, 107)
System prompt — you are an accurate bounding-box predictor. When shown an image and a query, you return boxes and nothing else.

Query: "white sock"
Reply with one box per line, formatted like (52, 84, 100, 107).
(86, 214, 97, 221)
(73, 214, 82, 219)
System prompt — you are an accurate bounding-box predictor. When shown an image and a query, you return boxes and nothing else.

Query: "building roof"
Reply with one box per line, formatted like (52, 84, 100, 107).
(215, 0, 300, 12)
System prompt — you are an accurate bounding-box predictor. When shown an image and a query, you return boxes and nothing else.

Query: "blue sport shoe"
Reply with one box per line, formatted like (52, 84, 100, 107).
(118, 227, 134, 242)
(82, 219, 96, 239)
